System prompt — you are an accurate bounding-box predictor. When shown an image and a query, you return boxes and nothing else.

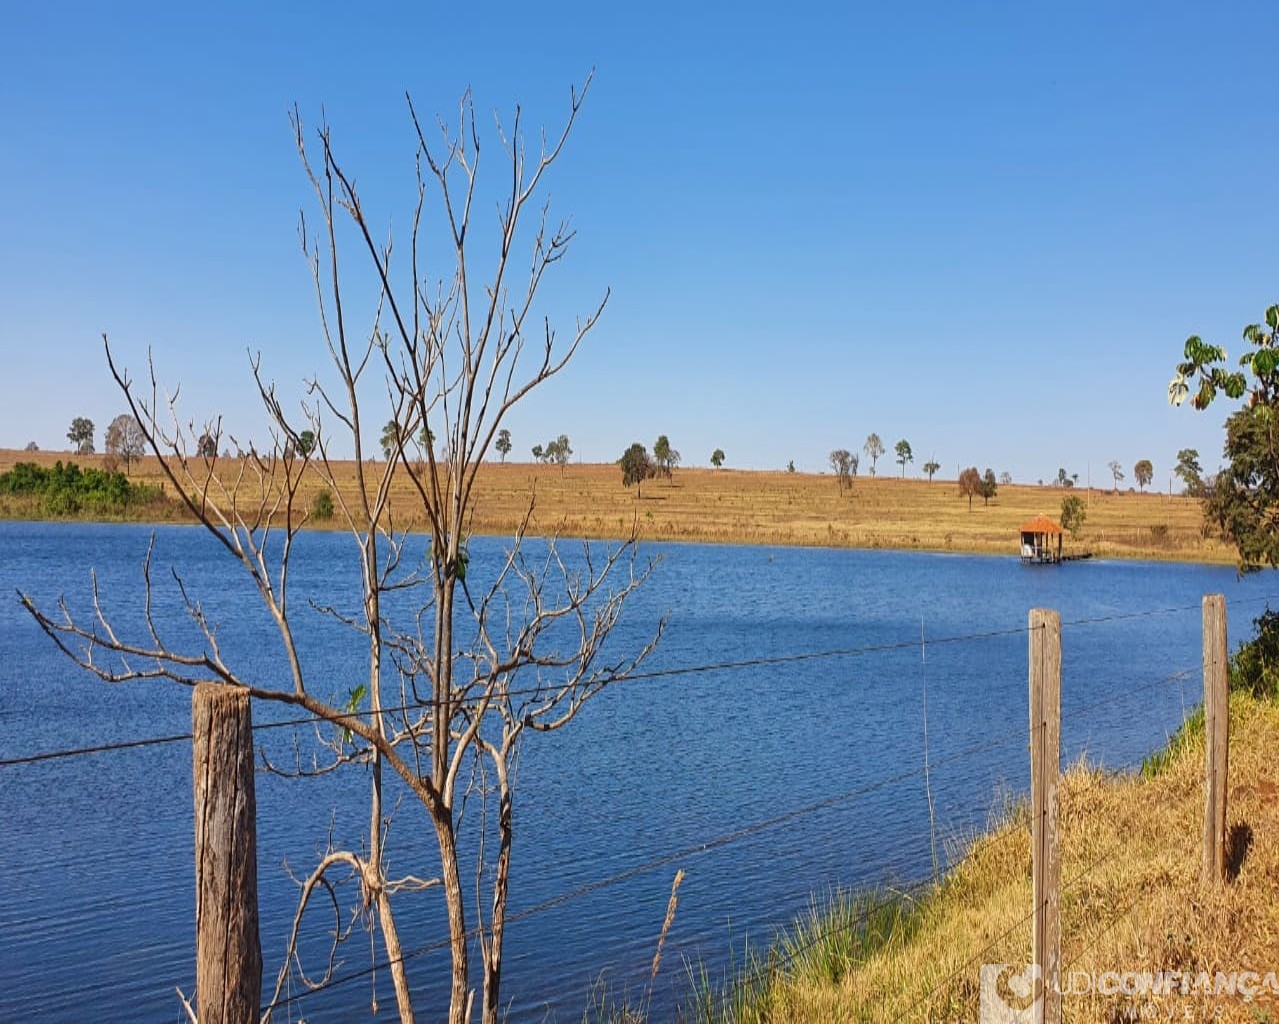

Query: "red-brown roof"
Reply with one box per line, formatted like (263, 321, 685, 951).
(1021, 513, 1063, 535)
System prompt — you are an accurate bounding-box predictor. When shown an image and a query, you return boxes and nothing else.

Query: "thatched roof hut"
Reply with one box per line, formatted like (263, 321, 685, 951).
(1020, 513, 1063, 564)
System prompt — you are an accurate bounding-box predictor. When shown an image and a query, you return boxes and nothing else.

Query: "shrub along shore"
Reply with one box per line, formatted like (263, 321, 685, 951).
(0, 451, 1233, 565)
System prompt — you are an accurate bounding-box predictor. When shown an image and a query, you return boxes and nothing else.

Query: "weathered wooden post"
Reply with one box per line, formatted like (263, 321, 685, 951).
(193, 683, 262, 1023)
(1202, 594, 1229, 885)
(1029, 609, 1062, 1024)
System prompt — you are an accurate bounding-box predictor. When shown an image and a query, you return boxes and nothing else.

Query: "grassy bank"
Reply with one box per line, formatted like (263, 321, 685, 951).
(0, 450, 1233, 564)
(646, 694, 1279, 1023)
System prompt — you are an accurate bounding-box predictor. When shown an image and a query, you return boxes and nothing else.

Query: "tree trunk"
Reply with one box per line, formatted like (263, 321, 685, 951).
(481, 765, 514, 1024)
(433, 559, 470, 1024)
(376, 888, 415, 1023)
(436, 813, 470, 1023)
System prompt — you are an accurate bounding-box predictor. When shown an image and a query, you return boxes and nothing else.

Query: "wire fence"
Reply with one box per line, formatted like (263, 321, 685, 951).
(1, 593, 1268, 1020)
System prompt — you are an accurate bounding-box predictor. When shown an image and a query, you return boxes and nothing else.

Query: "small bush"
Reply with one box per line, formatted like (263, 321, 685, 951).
(1229, 607, 1279, 700)
(310, 489, 335, 521)
(1150, 524, 1169, 543)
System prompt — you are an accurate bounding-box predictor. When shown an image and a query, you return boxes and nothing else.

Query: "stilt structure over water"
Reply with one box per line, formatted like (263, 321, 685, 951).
(1020, 513, 1064, 564)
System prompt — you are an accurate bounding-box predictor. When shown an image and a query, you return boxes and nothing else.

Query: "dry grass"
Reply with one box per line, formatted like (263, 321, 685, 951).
(0, 450, 1232, 564)
(741, 694, 1279, 1022)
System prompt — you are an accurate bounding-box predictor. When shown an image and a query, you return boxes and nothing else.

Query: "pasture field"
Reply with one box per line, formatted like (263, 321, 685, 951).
(0, 450, 1233, 564)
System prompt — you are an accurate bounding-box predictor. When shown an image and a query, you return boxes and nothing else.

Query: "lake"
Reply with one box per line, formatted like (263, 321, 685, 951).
(1, 522, 1275, 1021)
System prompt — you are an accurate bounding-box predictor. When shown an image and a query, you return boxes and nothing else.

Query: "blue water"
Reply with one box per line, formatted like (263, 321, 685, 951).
(0, 523, 1274, 1021)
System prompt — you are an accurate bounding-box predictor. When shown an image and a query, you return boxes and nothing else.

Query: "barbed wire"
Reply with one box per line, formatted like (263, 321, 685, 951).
(1060, 664, 1199, 725)
(0, 621, 1036, 768)
(6, 589, 1253, 769)
(889, 901, 1040, 1022)
(263, 726, 1034, 1013)
(883, 798, 1163, 1021)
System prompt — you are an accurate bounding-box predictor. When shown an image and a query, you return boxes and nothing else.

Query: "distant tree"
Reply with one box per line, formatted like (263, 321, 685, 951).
(864, 433, 885, 476)
(104, 414, 146, 474)
(958, 466, 982, 510)
(495, 428, 512, 462)
(894, 439, 913, 477)
(417, 425, 435, 456)
(829, 449, 854, 493)
(531, 444, 544, 462)
(380, 419, 400, 460)
(196, 432, 218, 459)
(545, 434, 573, 472)
(1107, 460, 1124, 492)
(297, 430, 316, 457)
(619, 442, 655, 497)
(24, 441, 38, 452)
(1174, 448, 1202, 494)
(711, 448, 725, 469)
(1133, 459, 1153, 492)
(786, 460, 796, 473)
(1056, 467, 1075, 489)
(999, 471, 1013, 485)
(923, 459, 941, 482)
(980, 468, 998, 506)
(849, 452, 859, 477)
(1061, 495, 1087, 538)
(653, 435, 681, 479)
(67, 417, 95, 454)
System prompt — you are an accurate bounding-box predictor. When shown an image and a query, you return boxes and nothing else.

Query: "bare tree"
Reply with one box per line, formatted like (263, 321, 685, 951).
(1108, 459, 1124, 492)
(864, 433, 884, 476)
(829, 448, 854, 493)
(104, 412, 146, 473)
(20, 76, 661, 1024)
(958, 465, 982, 510)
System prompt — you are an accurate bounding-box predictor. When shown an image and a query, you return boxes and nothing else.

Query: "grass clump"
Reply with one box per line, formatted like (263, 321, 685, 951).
(1142, 705, 1205, 778)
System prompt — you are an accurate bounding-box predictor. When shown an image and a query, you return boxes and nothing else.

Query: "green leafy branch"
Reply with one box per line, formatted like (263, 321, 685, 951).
(1170, 304, 1279, 410)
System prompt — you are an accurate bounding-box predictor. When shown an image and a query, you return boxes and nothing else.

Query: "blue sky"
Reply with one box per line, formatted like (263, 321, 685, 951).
(2, 2, 1276, 484)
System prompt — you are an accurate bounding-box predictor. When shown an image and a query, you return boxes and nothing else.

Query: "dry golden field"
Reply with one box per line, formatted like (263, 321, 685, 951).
(0, 449, 1234, 564)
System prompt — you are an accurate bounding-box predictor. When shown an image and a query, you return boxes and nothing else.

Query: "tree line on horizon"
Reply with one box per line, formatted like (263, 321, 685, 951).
(45, 415, 1204, 503)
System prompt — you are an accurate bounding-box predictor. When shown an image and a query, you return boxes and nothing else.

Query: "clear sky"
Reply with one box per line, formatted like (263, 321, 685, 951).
(2, 2, 1277, 484)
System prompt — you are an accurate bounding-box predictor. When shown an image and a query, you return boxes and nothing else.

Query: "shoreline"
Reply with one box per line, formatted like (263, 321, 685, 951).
(0, 450, 1235, 568)
(0, 507, 1238, 567)
(662, 692, 1279, 1021)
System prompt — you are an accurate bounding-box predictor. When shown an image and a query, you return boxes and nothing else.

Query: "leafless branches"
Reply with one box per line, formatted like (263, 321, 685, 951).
(20, 73, 660, 1024)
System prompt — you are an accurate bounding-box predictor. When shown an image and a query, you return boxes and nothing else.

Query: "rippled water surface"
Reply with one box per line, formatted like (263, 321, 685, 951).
(1, 522, 1273, 1021)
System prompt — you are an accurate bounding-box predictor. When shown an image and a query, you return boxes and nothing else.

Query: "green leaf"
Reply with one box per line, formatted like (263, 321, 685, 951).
(1224, 373, 1248, 399)
(1266, 306, 1279, 331)
(345, 683, 367, 712)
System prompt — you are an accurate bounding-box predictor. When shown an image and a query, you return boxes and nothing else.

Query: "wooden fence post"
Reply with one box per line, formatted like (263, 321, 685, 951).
(1029, 609, 1062, 1024)
(1202, 594, 1229, 885)
(193, 683, 262, 1023)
